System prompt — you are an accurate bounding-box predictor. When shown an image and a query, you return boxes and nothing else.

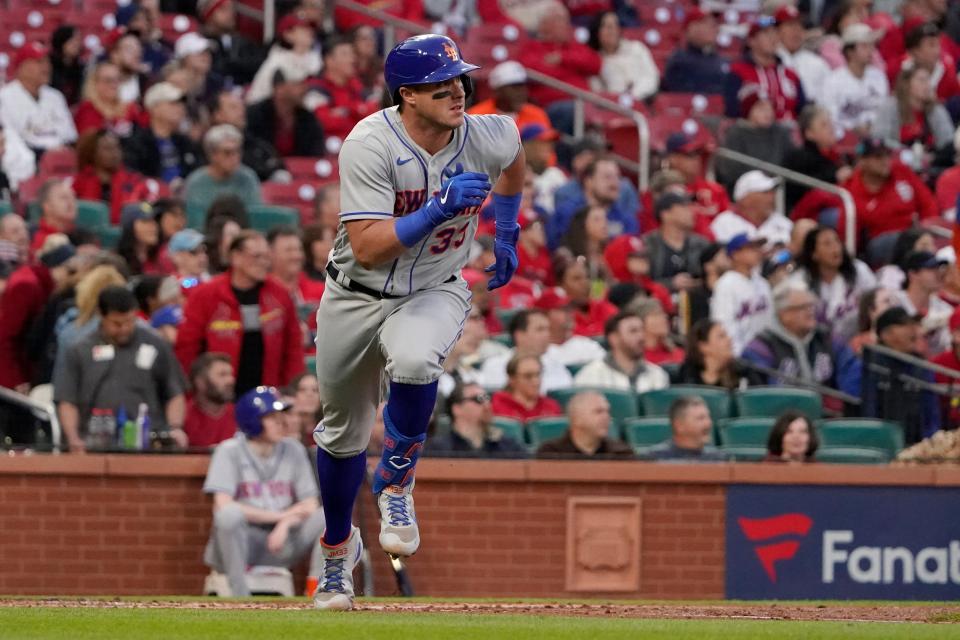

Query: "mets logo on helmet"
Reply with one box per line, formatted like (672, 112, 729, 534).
(443, 42, 458, 60)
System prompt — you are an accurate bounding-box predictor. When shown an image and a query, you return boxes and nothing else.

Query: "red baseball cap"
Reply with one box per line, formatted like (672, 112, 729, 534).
(277, 11, 311, 34)
(748, 15, 777, 38)
(13, 42, 48, 70)
(774, 5, 801, 25)
(683, 7, 714, 29)
(534, 287, 571, 311)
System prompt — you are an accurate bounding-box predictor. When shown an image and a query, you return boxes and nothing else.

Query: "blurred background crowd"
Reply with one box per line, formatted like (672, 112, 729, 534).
(0, 0, 959, 466)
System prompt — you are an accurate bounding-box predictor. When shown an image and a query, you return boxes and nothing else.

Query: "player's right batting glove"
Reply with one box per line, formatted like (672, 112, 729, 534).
(427, 162, 492, 222)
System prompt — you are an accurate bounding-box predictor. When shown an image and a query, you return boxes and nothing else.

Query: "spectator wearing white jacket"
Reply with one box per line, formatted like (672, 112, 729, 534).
(246, 13, 321, 105)
(711, 232, 774, 356)
(480, 309, 573, 394)
(0, 43, 77, 156)
(573, 310, 669, 393)
(821, 24, 889, 135)
(588, 12, 659, 101)
(775, 5, 831, 104)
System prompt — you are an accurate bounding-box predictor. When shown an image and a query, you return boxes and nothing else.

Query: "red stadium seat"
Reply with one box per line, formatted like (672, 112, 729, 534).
(654, 92, 725, 116)
(158, 14, 199, 43)
(261, 181, 321, 225)
(466, 23, 528, 45)
(37, 148, 77, 178)
(284, 156, 340, 183)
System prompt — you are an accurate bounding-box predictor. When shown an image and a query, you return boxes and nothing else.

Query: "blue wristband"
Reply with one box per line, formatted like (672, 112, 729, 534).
(394, 199, 446, 248)
(492, 192, 521, 241)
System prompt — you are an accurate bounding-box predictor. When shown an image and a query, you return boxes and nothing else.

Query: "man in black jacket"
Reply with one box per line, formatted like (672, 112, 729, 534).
(210, 89, 285, 181)
(122, 82, 203, 183)
(197, 0, 265, 86)
(246, 65, 325, 158)
(428, 383, 526, 458)
(782, 104, 850, 214)
(645, 192, 710, 293)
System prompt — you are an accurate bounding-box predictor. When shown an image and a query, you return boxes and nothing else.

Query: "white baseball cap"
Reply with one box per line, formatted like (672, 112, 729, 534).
(841, 23, 884, 46)
(733, 170, 779, 201)
(175, 32, 211, 59)
(488, 61, 527, 90)
(144, 81, 185, 109)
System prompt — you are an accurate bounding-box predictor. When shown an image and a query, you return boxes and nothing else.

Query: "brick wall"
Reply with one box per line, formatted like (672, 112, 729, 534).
(2, 456, 956, 598)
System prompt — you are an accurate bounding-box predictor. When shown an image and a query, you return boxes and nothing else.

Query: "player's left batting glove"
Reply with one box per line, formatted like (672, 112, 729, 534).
(485, 223, 520, 291)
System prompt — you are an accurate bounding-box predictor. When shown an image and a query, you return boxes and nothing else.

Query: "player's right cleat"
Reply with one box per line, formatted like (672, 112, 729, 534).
(313, 526, 363, 611)
(378, 481, 420, 557)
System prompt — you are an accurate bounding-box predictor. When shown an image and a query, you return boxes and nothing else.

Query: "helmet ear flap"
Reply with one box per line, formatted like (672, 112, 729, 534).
(460, 74, 473, 99)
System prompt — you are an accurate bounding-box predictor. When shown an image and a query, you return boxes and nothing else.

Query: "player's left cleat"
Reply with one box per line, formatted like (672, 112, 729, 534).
(313, 526, 363, 611)
(378, 481, 420, 557)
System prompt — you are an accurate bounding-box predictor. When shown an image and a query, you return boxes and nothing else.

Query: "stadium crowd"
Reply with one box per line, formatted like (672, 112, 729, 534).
(0, 0, 959, 467)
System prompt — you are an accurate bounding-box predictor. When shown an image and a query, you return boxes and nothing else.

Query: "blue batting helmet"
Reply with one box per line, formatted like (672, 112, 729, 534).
(235, 386, 291, 438)
(384, 34, 479, 101)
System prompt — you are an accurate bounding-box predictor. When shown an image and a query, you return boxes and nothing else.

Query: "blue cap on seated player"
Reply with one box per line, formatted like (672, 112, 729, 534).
(168, 229, 205, 254)
(235, 386, 292, 438)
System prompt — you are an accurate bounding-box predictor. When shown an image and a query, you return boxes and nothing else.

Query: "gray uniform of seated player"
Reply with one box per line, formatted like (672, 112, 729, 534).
(203, 433, 325, 596)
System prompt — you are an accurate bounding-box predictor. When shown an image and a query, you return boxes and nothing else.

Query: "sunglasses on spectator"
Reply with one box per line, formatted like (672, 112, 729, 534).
(462, 392, 490, 404)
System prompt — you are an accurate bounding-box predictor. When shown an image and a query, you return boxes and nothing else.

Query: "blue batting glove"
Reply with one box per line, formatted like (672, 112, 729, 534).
(484, 223, 520, 290)
(429, 162, 492, 221)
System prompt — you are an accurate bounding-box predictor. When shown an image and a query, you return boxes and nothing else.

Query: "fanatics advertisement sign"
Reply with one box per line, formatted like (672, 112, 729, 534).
(726, 485, 960, 600)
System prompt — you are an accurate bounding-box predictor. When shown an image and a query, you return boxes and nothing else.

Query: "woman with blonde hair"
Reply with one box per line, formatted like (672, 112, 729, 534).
(874, 66, 953, 151)
(73, 61, 144, 138)
(52, 264, 127, 382)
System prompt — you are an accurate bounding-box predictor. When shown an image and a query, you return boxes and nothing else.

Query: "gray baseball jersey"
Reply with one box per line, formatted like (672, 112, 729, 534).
(333, 107, 521, 296)
(203, 434, 318, 512)
(314, 107, 519, 457)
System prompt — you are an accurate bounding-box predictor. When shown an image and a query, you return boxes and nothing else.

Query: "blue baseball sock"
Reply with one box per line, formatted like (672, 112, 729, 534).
(372, 381, 437, 494)
(316, 448, 366, 547)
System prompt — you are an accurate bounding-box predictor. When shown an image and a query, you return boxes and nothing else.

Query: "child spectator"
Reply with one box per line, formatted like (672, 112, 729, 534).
(711, 233, 772, 355)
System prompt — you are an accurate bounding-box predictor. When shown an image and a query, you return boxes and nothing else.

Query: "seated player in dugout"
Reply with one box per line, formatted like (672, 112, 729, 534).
(311, 34, 525, 610)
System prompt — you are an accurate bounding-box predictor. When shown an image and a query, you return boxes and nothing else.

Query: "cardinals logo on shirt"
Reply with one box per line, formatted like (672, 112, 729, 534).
(895, 180, 914, 202)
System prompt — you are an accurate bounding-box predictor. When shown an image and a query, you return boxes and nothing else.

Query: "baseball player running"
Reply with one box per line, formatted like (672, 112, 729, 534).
(311, 34, 525, 610)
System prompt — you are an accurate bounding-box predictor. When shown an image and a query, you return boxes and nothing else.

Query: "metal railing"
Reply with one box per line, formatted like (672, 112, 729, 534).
(713, 147, 859, 255)
(332, 0, 651, 191)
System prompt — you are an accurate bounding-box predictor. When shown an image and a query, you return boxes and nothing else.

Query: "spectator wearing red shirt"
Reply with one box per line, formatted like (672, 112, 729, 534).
(725, 16, 805, 121)
(176, 230, 304, 396)
(601, 235, 675, 314)
(491, 353, 564, 423)
(0, 235, 75, 390)
(245, 64, 325, 158)
(516, 208, 553, 285)
(310, 36, 379, 143)
(72, 130, 151, 225)
(657, 132, 727, 236)
(842, 137, 938, 260)
(73, 61, 143, 138)
(268, 225, 325, 305)
(117, 202, 163, 276)
(932, 308, 960, 429)
(636, 298, 684, 366)
(557, 256, 618, 336)
(334, 0, 424, 33)
(519, 4, 602, 132)
(184, 352, 237, 448)
(30, 179, 77, 253)
(935, 132, 960, 215)
(889, 22, 960, 104)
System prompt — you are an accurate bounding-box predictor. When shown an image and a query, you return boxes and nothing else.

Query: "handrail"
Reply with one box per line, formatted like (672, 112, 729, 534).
(713, 146, 858, 255)
(0, 384, 61, 450)
(864, 343, 960, 381)
(332, 0, 651, 191)
(734, 358, 861, 405)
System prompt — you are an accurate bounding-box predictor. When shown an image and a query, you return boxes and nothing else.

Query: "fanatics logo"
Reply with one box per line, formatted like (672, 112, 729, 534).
(738, 513, 813, 582)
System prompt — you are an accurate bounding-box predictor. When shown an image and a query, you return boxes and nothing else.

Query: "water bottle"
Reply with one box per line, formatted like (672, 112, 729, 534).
(121, 406, 138, 450)
(100, 409, 115, 451)
(87, 409, 104, 451)
(136, 403, 151, 451)
(116, 406, 128, 448)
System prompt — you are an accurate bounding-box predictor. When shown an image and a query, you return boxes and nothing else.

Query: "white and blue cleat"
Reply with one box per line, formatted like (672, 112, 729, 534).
(378, 481, 420, 557)
(313, 526, 363, 611)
